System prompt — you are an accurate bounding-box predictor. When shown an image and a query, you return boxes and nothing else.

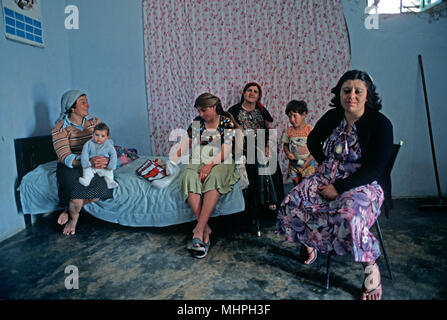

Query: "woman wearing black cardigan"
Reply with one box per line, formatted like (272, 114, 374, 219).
(276, 70, 393, 300)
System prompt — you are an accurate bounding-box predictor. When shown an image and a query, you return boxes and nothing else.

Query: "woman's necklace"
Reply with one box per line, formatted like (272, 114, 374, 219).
(203, 116, 221, 143)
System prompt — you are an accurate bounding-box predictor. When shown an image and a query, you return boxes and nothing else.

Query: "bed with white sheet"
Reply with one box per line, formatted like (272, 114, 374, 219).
(15, 135, 245, 227)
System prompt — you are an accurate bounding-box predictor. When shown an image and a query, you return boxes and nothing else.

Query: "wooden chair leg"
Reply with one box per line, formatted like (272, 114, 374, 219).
(375, 220, 393, 280)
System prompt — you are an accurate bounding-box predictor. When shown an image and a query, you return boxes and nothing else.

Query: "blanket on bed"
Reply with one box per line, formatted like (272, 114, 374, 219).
(18, 156, 245, 227)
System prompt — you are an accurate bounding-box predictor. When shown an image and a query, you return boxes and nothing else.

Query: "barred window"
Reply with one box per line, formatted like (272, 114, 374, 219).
(367, 0, 444, 14)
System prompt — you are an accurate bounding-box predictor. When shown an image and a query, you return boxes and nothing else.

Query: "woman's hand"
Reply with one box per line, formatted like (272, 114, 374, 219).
(90, 156, 109, 169)
(200, 163, 215, 182)
(318, 184, 339, 200)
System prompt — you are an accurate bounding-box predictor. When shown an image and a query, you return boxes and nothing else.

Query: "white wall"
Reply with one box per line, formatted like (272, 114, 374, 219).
(0, 0, 72, 240)
(0, 0, 150, 242)
(65, 0, 151, 155)
(342, 0, 447, 198)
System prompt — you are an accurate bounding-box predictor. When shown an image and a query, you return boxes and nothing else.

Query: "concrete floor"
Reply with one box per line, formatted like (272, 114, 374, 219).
(0, 197, 446, 300)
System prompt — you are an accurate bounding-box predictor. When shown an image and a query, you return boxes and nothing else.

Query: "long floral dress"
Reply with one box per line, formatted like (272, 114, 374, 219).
(276, 118, 384, 262)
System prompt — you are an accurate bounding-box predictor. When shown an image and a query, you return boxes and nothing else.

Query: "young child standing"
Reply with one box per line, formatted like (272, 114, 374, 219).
(79, 122, 119, 189)
(282, 100, 316, 185)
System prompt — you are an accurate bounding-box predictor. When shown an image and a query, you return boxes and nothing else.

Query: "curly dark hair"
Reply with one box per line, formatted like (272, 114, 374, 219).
(330, 70, 382, 111)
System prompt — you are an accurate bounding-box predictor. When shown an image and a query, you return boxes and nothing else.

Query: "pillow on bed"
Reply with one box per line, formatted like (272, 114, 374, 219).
(115, 145, 139, 168)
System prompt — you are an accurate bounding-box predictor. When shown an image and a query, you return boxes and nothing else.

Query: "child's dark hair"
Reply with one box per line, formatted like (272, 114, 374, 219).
(94, 122, 110, 136)
(285, 100, 308, 115)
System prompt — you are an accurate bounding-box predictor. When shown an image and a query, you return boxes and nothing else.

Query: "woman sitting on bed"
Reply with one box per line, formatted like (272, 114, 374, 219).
(171, 93, 241, 258)
(52, 90, 113, 235)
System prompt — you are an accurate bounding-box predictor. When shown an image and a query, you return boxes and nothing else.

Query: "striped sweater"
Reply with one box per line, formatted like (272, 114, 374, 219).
(52, 117, 101, 165)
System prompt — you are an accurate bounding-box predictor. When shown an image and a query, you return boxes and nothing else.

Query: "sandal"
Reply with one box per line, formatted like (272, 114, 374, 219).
(194, 240, 210, 259)
(362, 262, 382, 300)
(187, 238, 206, 253)
(300, 245, 317, 265)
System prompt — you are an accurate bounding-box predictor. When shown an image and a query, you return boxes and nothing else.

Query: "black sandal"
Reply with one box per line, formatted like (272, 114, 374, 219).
(187, 238, 206, 254)
(194, 241, 210, 259)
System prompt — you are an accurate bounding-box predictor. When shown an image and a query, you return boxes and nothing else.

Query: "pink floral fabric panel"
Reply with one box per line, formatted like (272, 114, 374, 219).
(142, 0, 351, 180)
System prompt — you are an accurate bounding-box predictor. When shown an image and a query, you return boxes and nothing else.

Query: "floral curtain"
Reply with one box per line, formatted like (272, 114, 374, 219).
(142, 0, 351, 181)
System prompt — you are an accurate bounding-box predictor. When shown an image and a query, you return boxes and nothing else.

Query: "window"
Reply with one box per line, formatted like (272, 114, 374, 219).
(367, 0, 444, 14)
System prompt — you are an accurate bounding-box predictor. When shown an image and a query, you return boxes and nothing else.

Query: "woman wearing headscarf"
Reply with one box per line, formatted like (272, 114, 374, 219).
(228, 82, 284, 235)
(52, 90, 113, 235)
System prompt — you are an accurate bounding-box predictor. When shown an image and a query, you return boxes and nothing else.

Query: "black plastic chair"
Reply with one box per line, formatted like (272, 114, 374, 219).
(324, 140, 403, 290)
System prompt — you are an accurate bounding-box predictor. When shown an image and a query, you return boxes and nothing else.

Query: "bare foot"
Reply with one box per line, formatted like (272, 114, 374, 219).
(303, 247, 317, 265)
(361, 262, 382, 300)
(192, 227, 203, 241)
(57, 211, 69, 225)
(203, 224, 212, 244)
(62, 213, 79, 235)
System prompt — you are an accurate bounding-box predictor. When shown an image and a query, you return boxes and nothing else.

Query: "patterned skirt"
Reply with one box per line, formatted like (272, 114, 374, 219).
(56, 162, 113, 207)
(276, 171, 384, 263)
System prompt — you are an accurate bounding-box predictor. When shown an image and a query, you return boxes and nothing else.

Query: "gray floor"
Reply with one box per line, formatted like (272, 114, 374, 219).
(0, 197, 446, 300)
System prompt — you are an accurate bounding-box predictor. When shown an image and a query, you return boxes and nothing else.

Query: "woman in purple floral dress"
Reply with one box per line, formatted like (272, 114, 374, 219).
(276, 70, 393, 300)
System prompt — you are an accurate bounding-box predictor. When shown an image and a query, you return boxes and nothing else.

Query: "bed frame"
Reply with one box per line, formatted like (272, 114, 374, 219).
(14, 135, 57, 228)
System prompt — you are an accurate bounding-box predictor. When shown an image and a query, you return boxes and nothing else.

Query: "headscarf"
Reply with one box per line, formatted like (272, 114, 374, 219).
(55, 90, 85, 124)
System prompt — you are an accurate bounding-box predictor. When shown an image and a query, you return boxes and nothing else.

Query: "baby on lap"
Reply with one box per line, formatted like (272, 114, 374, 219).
(79, 122, 119, 189)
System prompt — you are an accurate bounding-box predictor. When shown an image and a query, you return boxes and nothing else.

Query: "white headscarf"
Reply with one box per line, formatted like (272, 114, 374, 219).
(55, 90, 85, 124)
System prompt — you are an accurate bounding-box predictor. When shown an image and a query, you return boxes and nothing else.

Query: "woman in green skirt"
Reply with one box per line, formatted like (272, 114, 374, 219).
(172, 93, 241, 258)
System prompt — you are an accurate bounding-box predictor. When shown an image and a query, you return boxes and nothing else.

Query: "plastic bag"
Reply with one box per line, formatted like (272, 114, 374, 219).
(151, 160, 181, 189)
(135, 158, 167, 181)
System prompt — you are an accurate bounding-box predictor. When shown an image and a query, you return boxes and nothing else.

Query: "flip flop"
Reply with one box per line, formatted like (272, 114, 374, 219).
(300, 245, 317, 265)
(194, 240, 210, 259)
(187, 238, 206, 253)
(304, 248, 317, 265)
